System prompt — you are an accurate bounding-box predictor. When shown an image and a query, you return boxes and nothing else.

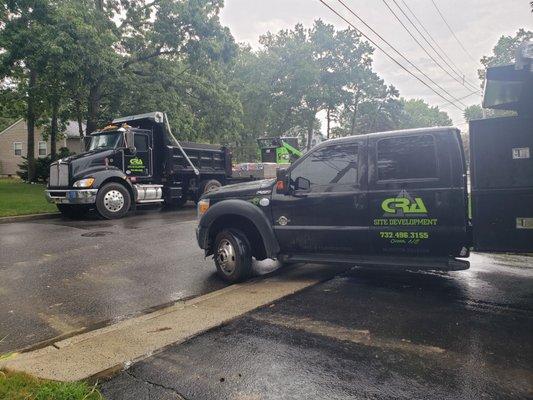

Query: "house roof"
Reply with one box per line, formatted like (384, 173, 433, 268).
(0, 119, 24, 136)
(0, 119, 84, 138)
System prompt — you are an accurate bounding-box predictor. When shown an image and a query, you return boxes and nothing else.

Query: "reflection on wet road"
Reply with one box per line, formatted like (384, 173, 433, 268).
(102, 253, 533, 400)
(0, 205, 228, 352)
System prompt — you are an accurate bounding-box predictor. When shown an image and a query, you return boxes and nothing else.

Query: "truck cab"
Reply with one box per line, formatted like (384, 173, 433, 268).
(196, 127, 471, 283)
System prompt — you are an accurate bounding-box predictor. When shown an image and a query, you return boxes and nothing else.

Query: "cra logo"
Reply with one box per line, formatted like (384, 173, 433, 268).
(381, 190, 428, 216)
(129, 157, 144, 166)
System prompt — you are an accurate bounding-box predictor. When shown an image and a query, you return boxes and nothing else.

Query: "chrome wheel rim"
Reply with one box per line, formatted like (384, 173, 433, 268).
(217, 239, 236, 275)
(103, 190, 124, 212)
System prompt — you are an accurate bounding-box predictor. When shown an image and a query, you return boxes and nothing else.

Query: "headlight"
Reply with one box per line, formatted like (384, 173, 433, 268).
(73, 178, 95, 188)
(197, 198, 210, 219)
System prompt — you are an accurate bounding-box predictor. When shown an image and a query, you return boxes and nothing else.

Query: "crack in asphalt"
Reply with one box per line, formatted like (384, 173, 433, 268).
(125, 369, 187, 399)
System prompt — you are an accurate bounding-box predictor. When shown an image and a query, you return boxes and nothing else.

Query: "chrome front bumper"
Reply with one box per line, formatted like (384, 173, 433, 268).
(45, 189, 98, 205)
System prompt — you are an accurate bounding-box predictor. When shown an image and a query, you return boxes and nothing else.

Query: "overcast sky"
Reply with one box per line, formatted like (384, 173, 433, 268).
(220, 0, 531, 129)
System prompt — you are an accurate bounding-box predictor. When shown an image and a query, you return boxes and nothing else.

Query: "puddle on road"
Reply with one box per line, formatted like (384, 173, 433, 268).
(81, 231, 114, 238)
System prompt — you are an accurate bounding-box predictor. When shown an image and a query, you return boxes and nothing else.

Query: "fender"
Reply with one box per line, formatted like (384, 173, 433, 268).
(198, 199, 280, 259)
(73, 167, 134, 193)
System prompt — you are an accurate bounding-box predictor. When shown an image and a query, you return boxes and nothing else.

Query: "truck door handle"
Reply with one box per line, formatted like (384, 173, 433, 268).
(353, 194, 366, 209)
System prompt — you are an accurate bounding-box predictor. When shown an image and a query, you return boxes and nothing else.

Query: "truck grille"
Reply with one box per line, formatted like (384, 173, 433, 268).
(49, 163, 69, 187)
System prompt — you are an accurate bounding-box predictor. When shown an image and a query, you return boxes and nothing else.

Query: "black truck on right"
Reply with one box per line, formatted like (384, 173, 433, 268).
(470, 41, 533, 252)
(196, 42, 533, 282)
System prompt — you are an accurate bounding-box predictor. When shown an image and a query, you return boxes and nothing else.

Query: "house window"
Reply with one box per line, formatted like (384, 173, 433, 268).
(38, 141, 47, 156)
(14, 142, 22, 156)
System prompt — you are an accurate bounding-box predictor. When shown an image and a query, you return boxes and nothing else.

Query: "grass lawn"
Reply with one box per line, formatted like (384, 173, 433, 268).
(0, 370, 103, 400)
(0, 178, 57, 217)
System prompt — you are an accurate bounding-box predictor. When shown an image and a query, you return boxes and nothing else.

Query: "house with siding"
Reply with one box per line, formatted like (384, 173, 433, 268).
(0, 119, 83, 177)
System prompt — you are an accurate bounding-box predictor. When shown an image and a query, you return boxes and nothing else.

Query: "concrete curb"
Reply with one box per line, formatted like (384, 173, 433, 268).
(0, 263, 348, 382)
(0, 212, 61, 224)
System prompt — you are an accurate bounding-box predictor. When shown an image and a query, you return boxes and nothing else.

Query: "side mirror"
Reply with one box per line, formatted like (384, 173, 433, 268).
(124, 130, 136, 154)
(295, 176, 311, 191)
(275, 168, 289, 194)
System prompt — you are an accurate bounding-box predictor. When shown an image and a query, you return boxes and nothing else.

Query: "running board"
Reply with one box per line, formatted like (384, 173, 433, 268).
(281, 254, 470, 271)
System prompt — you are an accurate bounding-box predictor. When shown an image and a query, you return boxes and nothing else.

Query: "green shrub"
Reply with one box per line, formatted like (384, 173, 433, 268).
(17, 147, 73, 183)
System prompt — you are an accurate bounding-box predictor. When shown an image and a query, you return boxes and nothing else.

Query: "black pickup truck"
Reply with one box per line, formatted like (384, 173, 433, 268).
(196, 127, 472, 281)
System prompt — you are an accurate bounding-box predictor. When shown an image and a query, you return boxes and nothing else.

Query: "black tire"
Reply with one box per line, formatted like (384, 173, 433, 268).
(214, 229, 253, 283)
(56, 204, 89, 219)
(197, 179, 222, 201)
(95, 182, 131, 219)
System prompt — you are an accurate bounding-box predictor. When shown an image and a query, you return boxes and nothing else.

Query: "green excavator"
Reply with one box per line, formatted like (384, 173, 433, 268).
(257, 137, 302, 164)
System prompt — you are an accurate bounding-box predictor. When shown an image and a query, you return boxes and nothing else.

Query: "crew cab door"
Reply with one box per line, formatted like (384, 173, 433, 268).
(270, 139, 369, 254)
(125, 132, 152, 178)
(367, 130, 468, 257)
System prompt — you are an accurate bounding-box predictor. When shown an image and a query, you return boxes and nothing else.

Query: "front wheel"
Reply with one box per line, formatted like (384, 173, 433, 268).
(95, 182, 131, 219)
(214, 229, 253, 283)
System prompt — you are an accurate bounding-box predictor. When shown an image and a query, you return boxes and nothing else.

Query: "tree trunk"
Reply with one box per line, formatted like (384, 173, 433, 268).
(86, 82, 101, 134)
(306, 115, 314, 151)
(370, 103, 384, 132)
(26, 68, 37, 182)
(326, 108, 331, 139)
(350, 93, 360, 136)
(75, 98, 84, 137)
(280, 107, 293, 134)
(50, 98, 59, 158)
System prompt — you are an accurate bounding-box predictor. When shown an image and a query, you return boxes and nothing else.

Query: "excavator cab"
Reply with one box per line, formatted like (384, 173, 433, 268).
(257, 137, 302, 164)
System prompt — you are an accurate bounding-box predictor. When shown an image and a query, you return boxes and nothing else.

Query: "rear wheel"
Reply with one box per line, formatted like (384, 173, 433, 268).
(56, 204, 89, 219)
(95, 182, 131, 219)
(197, 179, 222, 202)
(214, 229, 253, 283)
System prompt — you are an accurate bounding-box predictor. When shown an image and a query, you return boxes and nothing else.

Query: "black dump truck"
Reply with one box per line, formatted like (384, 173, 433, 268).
(45, 112, 247, 219)
(196, 42, 533, 283)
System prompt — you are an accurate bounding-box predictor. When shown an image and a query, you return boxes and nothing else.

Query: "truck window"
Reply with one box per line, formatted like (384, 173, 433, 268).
(134, 134, 149, 152)
(377, 135, 437, 181)
(89, 132, 122, 151)
(290, 144, 358, 192)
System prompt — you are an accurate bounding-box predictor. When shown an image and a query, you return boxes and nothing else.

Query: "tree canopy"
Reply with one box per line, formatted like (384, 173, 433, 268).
(1, 2, 466, 178)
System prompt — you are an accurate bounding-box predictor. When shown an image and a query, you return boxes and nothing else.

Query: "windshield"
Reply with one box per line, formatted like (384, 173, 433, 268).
(88, 132, 122, 151)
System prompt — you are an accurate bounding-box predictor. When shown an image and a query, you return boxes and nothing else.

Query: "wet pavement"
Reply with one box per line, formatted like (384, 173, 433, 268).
(101, 253, 533, 400)
(0, 205, 234, 352)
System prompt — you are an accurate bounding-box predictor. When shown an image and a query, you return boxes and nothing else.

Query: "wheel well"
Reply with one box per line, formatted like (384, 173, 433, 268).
(208, 214, 267, 260)
(100, 177, 134, 200)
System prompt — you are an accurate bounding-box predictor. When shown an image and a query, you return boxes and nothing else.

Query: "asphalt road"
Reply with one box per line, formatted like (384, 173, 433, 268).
(101, 253, 533, 400)
(0, 205, 278, 353)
